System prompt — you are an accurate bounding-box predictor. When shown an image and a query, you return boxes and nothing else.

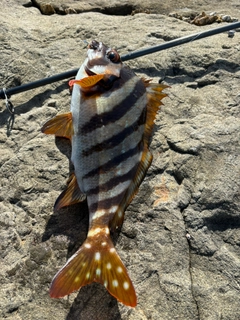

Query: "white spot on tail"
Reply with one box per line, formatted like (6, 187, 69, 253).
(112, 280, 118, 287)
(85, 243, 91, 249)
(104, 280, 108, 288)
(96, 268, 101, 276)
(95, 252, 101, 261)
(74, 276, 80, 283)
(106, 262, 112, 270)
(105, 228, 110, 235)
(86, 272, 90, 279)
(118, 211, 123, 218)
(110, 248, 115, 253)
(123, 281, 130, 290)
(88, 227, 101, 237)
(117, 266, 123, 273)
(101, 242, 107, 246)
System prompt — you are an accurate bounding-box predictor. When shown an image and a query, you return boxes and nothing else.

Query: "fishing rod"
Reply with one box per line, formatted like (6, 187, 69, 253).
(0, 21, 240, 102)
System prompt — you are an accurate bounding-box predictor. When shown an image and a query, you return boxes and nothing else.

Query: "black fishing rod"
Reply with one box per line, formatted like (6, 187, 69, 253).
(0, 21, 240, 101)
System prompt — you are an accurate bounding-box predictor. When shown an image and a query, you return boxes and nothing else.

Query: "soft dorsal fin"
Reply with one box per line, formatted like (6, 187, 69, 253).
(144, 80, 169, 145)
(69, 74, 105, 88)
(54, 173, 86, 212)
(41, 112, 73, 138)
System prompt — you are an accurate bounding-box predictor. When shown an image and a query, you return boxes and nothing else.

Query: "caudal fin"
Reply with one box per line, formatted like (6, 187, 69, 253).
(50, 228, 137, 307)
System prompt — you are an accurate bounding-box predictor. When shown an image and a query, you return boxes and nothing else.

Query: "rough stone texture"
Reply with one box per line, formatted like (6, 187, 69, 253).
(0, 1, 240, 319)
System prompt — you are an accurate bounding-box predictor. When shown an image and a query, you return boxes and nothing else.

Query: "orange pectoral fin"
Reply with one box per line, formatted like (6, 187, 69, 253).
(54, 173, 86, 212)
(69, 74, 105, 88)
(41, 112, 73, 138)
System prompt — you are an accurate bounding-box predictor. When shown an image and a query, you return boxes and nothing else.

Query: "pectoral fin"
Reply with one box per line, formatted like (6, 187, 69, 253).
(69, 74, 105, 88)
(54, 173, 86, 212)
(41, 112, 73, 138)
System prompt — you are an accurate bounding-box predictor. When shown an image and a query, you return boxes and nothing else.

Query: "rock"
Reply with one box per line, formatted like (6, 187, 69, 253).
(0, 0, 240, 319)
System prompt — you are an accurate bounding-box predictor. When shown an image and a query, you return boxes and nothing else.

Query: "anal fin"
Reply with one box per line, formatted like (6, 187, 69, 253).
(54, 173, 86, 212)
(41, 112, 73, 138)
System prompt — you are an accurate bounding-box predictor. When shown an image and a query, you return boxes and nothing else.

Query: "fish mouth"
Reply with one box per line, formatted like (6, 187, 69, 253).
(88, 40, 100, 51)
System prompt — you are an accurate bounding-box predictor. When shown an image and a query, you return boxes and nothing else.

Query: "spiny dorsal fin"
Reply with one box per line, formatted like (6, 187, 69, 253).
(41, 112, 73, 138)
(50, 228, 137, 307)
(54, 173, 86, 212)
(144, 81, 169, 145)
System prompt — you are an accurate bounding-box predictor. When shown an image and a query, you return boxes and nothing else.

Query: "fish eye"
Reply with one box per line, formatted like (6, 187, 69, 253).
(107, 50, 120, 63)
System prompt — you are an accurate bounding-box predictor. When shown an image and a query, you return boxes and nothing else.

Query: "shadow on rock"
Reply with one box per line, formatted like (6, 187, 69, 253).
(55, 136, 73, 173)
(66, 283, 122, 320)
(42, 202, 88, 244)
(133, 59, 240, 87)
(203, 210, 240, 232)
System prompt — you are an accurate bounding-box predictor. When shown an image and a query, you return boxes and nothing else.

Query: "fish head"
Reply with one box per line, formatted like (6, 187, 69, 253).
(84, 40, 122, 78)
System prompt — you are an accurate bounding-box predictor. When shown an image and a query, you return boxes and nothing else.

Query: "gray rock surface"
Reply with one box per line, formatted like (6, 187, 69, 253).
(0, 1, 240, 319)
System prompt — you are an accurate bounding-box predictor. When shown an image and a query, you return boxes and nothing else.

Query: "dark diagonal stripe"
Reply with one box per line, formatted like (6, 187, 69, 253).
(85, 163, 139, 195)
(88, 189, 127, 213)
(83, 142, 143, 179)
(82, 108, 146, 157)
(80, 78, 145, 135)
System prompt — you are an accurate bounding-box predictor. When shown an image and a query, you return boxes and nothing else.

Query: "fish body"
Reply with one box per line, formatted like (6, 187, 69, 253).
(41, 40, 168, 307)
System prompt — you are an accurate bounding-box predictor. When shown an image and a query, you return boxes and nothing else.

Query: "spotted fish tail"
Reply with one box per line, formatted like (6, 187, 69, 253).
(50, 227, 137, 307)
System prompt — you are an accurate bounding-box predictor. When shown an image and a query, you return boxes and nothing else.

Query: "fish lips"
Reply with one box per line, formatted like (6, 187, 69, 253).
(85, 60, 122, 77)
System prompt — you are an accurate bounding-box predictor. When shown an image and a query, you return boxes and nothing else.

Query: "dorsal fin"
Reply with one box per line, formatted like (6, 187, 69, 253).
(144, 81, 169, 145)
(41, 112, 73, 138)
(54, 173, 86, 212)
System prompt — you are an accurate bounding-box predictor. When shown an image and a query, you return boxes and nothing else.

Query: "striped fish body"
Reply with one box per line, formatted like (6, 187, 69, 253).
(41, 40, 168, 307)
(71, 60, 147, 227)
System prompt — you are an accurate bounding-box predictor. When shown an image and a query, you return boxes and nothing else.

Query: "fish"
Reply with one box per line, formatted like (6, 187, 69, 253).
(41, 40, 168, 307)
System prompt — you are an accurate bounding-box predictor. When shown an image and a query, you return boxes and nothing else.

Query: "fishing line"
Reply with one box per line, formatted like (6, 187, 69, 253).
(3, 88, 14, 114)
(0, 20, 240, 110)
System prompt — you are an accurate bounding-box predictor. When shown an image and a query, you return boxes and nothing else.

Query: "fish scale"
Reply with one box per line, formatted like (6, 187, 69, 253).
(41, 40, 168, 307)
